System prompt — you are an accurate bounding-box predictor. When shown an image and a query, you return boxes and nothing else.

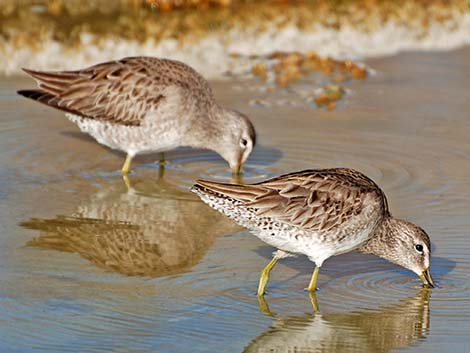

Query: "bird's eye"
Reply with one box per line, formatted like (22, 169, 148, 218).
(415, 244, 424, 252)
(240, 138, 248, 148)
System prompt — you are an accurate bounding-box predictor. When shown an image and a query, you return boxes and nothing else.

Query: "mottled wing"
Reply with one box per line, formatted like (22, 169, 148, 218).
(18, 57, 213, 126)
(195, 168, 386, 232)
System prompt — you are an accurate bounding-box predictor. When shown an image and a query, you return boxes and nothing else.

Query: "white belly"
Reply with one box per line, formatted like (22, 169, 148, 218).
(66, 114, 180, 156)
(253, 224, 373, 267)
(250, 204, 380, 267)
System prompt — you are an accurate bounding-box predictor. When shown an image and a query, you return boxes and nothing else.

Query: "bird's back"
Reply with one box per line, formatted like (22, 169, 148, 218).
(192, 168, 389, 261)
(17, 56, 216, 127)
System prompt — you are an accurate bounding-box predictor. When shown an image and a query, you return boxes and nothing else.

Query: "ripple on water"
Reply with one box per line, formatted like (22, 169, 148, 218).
(63, 121, 470, 339)
(133, 146, 281, 187)
(4, 59, 470, 353)
(272, 131, 456, 198)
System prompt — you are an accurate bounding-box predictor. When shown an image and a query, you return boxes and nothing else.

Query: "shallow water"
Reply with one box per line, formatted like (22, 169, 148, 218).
(1, 47, 470, 352)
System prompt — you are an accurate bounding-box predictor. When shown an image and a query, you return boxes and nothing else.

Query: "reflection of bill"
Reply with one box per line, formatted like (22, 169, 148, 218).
(246, 289, 431, 353)
(22, 179, 239, 277)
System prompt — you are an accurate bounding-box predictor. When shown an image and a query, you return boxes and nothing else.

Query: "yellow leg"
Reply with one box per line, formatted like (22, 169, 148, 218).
(121, 154, 133, 175)
(158, 152, 165, 178)
(307, 266, 321, 292)
(309, 291, 320, 313)
(257, 257, 279, 296)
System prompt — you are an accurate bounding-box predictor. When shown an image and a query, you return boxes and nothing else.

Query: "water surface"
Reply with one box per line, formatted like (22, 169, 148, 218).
(0, 47, 469, 352)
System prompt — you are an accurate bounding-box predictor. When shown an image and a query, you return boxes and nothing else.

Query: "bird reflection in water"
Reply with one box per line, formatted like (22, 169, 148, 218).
(21, 178, 239, 277)
(249, 288, 431, 353)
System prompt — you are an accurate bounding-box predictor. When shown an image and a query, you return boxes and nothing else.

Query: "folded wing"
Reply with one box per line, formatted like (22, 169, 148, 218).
(18, 57, 212, 126)
(195, 168, 386, 232)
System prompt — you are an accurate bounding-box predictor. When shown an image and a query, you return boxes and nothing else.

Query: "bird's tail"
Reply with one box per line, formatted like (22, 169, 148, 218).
(17, 89, 84, 117)
(191, 179, 261, 203)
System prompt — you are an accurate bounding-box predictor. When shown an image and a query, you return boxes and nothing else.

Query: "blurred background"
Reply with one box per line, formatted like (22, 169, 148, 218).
(1, 0, 469, 78)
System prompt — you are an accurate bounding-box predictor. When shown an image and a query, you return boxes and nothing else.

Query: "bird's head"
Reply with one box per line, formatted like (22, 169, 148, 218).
(362, 218, 434, 288)
(216, 108, 256, 176)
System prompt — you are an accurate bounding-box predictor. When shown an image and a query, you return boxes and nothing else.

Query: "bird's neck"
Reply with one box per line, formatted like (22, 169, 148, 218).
(358, 217, 397, 261)
(181, 104, 224, 150)
(186, 104, 228, 145)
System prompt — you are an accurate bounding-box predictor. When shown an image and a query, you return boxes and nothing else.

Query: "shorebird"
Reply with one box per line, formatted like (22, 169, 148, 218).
(191, 168, 434, 295)
(17, 57, 256, 175)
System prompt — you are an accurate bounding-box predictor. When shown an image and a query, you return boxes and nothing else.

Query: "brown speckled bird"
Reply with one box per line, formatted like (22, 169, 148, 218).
(191, 168, 434, 295)
(17, 57, 256, 175)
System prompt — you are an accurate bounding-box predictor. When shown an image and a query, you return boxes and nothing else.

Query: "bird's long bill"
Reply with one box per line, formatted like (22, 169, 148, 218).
(420, 268, 435, 288)
(231, 163, 243, 177)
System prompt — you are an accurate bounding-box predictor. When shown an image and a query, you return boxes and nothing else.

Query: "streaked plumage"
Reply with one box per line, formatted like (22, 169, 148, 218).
(17, 57, 256, 175)
(191, 168, 434, 295)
